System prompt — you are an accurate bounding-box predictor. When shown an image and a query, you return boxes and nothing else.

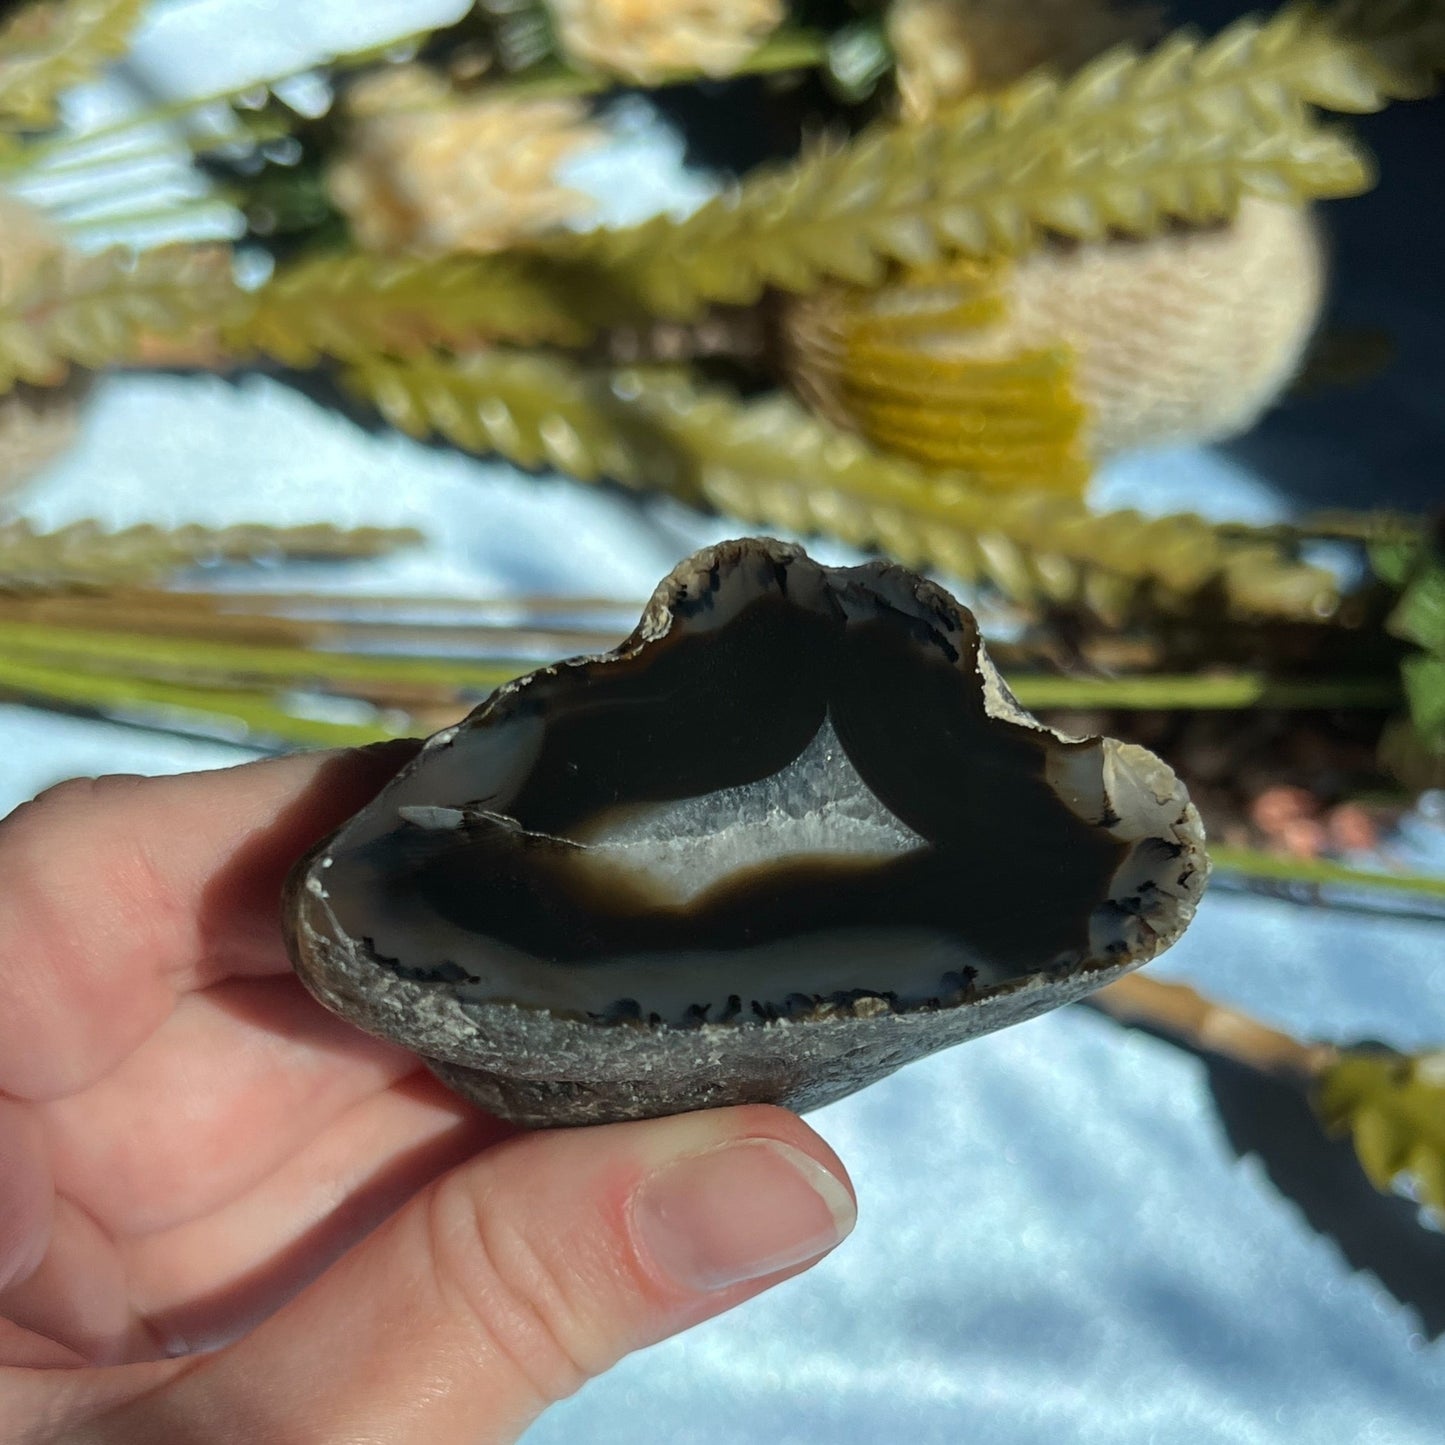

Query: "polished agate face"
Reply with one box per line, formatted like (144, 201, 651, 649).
(303, 540, 1201, 1029)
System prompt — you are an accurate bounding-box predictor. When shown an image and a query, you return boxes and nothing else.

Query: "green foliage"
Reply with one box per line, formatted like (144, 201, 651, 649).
(535, 2, 1444, 319)
(1208, 844, 1445, 906)
(0, 245, 244, 391)
(1387, 553, 1445, 653)
(0, 617, 516, 747)
(227, 252, 601, 366)
(1241, 509, 1430, 552)
(0, 576, 627, 748)
(1012, 673, 1401, 710)
(1314, 1047, 1445, 1220)
(0, 645, 406, 747)
(0, 520, 421, 590)
(1403, 654, 1445, 745)
(346, 348, 1337, 621)
(1374, 537, 1445, 754)
(0, 0, 144, 130)
(0, 619, 517, 692)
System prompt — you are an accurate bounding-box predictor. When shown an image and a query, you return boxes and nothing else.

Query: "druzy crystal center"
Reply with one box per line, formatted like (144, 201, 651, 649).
(574, 715, 927, 906)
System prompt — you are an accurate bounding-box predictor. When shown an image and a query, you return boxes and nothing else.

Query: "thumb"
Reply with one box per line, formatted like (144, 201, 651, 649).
(117, 1104, 855, 1445)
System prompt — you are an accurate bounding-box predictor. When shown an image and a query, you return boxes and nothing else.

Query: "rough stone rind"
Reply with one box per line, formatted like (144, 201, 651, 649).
(289, 867, 1146, 1126)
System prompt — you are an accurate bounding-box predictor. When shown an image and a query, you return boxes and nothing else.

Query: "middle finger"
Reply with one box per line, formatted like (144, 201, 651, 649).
(39, 974, 418, 1237)
(120, 1073, 509, 1356)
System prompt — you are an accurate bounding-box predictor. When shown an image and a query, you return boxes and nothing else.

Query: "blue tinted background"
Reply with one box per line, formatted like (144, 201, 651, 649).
(0, 2, 1441, 1440)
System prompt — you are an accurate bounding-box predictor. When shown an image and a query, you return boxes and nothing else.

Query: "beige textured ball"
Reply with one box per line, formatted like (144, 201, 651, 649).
(984, 200, 1327, 456)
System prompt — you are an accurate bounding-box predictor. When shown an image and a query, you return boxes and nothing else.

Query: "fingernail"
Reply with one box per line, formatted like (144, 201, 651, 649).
(633, 1138, 856, 1293)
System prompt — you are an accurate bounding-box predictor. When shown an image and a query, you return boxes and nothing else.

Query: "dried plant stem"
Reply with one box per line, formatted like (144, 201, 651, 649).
(499, 28, 830, 98)
(0, 588, 629, 652)
(1208, 845, 1445, 905)
(1215, 510, 1429, 546)
(0, 521, 423, 588)
(0, 95, 250, 174)
(1090, 974, 1336, 1083)
(176, 588, 635, 617)
(59, 199, 240, 238)
(0, 620, 520, 693)
(1010, 672, 1400, 710)
(0, 27, 438, 175)
(0, 649, 398, 748)
(0, 596, 1407, 721)
(19, 137, 199, 177)
(0, 590, 339, 644)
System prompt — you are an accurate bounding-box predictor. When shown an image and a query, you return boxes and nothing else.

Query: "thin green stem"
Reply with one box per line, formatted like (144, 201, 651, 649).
(0, 96, 257, 174)
(0, 652, 402, 748)
(1209, 845, 1445, 904)
(1007, 673, 1402, 711)
(497, 27, 830, 98)
(0, 622, 525, 691)
(1215, 511, 1428, 546)
(2, 24, 830, 181)
(17, 138, 203, 177)
(175, 588, 637, 617)
(57, 199, 239, 236)
(0, 25, 435, 175)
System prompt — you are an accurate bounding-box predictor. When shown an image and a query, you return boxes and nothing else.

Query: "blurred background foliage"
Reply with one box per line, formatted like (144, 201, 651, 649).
(0, 0, 1441, 1263)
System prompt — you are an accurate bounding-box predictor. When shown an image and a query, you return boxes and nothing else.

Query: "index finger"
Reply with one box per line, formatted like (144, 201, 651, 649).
(0, 741, 416, 1102)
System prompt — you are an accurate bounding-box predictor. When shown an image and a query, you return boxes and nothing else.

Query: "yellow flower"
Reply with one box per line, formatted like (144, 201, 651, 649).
(545, 0, 783, 85)
(781, 201, 1325, 494)
(326, 66, 602, 255)
(887, 0, 1162, 120)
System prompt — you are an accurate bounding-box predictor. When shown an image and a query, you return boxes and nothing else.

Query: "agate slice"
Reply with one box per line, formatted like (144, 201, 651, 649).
(285, 538, 1208, 1126)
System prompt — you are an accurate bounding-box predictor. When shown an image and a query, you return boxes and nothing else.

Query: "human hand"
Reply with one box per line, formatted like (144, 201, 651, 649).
(0, 747, 856, 1443)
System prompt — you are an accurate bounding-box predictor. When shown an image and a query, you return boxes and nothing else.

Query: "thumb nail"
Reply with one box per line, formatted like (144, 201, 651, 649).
(632, 1138, 856, 1293)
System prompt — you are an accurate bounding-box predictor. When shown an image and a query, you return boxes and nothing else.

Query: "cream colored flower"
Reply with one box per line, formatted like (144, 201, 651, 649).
(326, 65, 602, 255)
(887, 0, 1162, 119)
(545, 0, 783, 85)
